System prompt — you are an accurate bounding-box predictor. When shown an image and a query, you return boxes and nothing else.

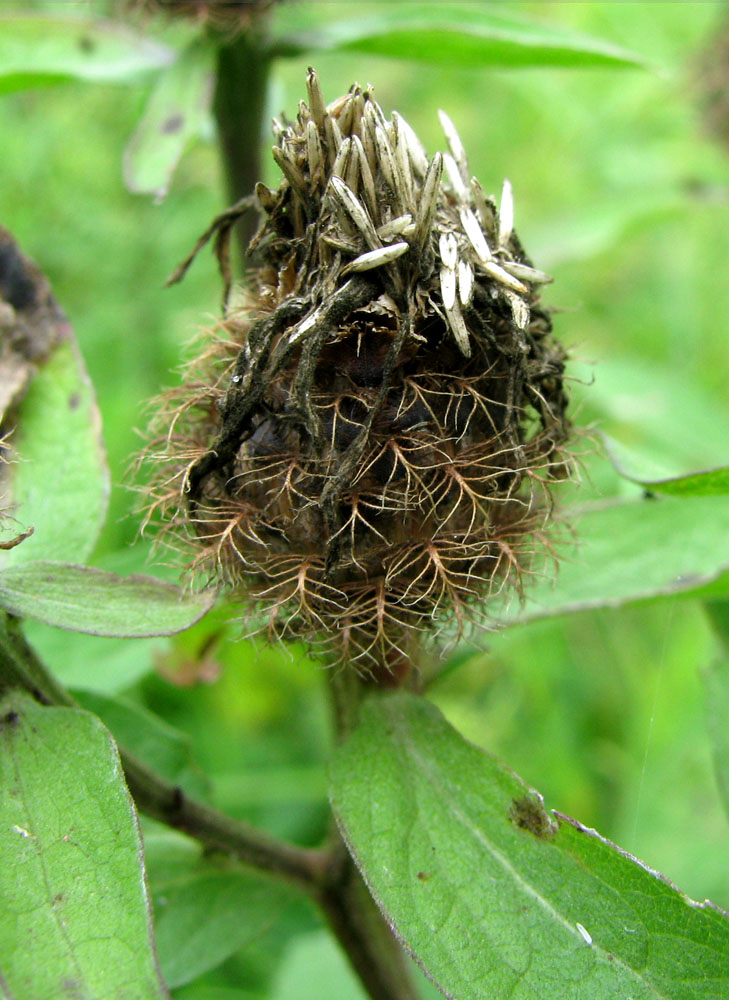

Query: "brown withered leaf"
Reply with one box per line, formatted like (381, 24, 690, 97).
(0, 226, 73, 426)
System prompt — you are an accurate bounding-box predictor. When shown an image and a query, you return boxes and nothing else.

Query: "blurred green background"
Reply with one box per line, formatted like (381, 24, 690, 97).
(2, 2, 729, 994)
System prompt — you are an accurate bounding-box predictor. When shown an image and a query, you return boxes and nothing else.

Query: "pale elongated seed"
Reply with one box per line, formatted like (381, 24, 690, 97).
(414, 152, 443, 250)
(341, 242, 410, 275)
(499, 178, 514, 246)
(443, 153, 470, 204)
(460, 206, 492, 264)
(331, 136, 352, 180)
(445, 298, 472, 357)
(306, 67, 326, 129)
(393, 111, 428, 177)
(471, 176, 497, 236)
(351, 135, 378, 220)
(375, 125, 398, 197)
(377, 214, 413, 240)
(394, 120, 415, 212)
(438, 109, 469, 183)
(482, 260, 528, 294)
(328, 176, 380, 249)
(440, 265, 457, 309)
(306, 120, 322, 180)
(458, 259, 474, 305)
(272, 146, 307, 195)
(439, 232, 458, 270)
(504, 290, 529, 331)
(502, 261, 553, 285)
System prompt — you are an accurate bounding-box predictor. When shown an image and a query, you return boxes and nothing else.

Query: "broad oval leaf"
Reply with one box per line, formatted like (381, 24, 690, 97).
(271, 5, 649, 70)
(0, 561, 215, 637)
(0, 691, 169, 999)
(0, 15, 174, 94)
(496, 494, 729, 625)
(0, 229, 108, 567)
(330, 693, 729, 1000)
(123, 37, 215, 201)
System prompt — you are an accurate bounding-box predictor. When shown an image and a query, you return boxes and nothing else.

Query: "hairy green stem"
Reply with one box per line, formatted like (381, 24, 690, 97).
(211, 23, 272, 263)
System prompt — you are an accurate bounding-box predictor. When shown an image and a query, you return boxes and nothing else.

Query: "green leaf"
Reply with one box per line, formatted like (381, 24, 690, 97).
(0, 340, 109, 567)
(71, 688, 200, 787)
(144, 830, 294, 989)
(271, 931, 367, 1000)
(0, 691, 168, 999)
(605, 437, 729, 497)
(703, 652, 729, 824)
(497, 495, 729, 625)
(123, 38, 215, 201)
(271, 5, 649, 70)
(330, 693, 729, 1000)
(0, 15, 174, 94)
(0, 561, 215, 636)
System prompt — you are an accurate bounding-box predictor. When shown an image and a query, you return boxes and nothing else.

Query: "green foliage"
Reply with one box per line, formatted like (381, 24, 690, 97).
(123, 37, 216, 200)
(1, 2, 728, 999)
(0, 561, 215, 636)
(0, 691, 168, 1000)
(270, 3, 649, 70)
(0, 339, 108, 566)
(497, 494, 729, 625)
(0, 13, 174, 93)
(331, 694, 729, 1000)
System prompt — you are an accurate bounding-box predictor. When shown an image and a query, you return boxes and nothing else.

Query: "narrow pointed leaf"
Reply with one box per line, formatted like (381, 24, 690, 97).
(497, 494, 729, 625)
(0, 561, 215, 637)
(123, 38, 215, 201)
(0, 692, 168, 999)
(0, 15, 174, 93)
(271, 5, 649, 70)
(330, 693, 729, 1000)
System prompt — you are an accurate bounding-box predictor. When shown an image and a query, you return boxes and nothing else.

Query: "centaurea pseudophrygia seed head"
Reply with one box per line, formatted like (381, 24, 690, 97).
(145, 71, 572, 675)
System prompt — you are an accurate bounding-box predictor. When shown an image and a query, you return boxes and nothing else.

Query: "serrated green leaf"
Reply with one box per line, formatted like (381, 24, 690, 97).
(330, 693, 729, 1000)
(123, 37, 215, 201)
(144, 831, 294, 989)
(0, 561, 215, 636)
(0, 691, 168, 999)
(497, 494, 729, 625)
(271, 4, 649, 70)
(0, 339, 109, 567)
(0, 15, 174, 94)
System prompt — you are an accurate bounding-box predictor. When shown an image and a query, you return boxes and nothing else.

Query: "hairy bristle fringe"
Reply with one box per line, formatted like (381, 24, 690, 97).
(141, 71, 574, 673)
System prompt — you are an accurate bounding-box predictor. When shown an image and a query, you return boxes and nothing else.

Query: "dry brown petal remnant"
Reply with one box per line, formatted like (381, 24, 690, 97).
(145, 70, 572, 675)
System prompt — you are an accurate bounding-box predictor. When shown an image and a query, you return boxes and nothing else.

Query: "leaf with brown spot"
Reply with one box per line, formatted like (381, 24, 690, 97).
(0, 228, 108, 565)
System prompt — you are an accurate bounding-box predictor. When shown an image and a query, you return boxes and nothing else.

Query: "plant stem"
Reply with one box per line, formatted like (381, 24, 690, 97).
(317, 843, 420, 1000)
(0, 617, 325, 892)
(211, 21, 272, 263)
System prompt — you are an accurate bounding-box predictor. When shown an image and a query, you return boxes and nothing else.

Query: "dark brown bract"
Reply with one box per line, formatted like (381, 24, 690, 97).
(146, 71, 571, 672)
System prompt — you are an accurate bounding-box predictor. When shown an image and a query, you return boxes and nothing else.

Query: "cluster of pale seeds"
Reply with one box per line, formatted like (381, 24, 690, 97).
(146, 70, 571, 674)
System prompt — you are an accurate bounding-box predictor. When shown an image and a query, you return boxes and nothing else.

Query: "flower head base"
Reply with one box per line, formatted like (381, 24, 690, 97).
(147, 71, 571, 672)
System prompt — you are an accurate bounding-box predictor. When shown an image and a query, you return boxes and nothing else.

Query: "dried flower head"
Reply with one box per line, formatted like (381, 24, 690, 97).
(146, 70, 571, 673)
